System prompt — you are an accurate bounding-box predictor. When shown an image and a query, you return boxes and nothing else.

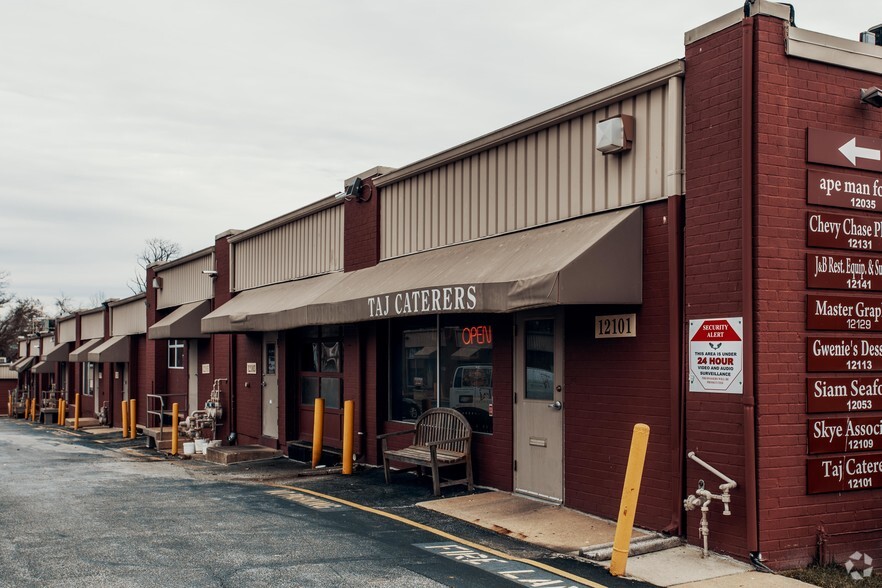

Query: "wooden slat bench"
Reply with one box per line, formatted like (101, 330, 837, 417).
(379, 407, 474, 496)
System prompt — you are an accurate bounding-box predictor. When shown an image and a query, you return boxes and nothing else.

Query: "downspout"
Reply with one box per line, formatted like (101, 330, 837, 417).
(666, 193, 685, 535)
(741, 14, 759, 555)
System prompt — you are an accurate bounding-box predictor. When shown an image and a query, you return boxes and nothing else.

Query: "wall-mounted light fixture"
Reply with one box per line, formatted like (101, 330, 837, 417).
(334, 177, 373, 203)
(152, 276, 163, 289)
(860, 86, 882, 108)
(596, 114, 635, 155)
(202, 270, 218, 278)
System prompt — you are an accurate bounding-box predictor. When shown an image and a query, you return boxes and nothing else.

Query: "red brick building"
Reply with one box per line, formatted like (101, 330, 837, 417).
(27, 2, 882, 570)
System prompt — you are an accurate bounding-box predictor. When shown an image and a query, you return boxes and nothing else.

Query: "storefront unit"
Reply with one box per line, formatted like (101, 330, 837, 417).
(87, 294, 146, 428)
(0, 362, 16, 415)
(50, 315, 78, 396)
(68, 307, 108, 419)
(202, 52, 684, 531)
(145, 247, 217, 435)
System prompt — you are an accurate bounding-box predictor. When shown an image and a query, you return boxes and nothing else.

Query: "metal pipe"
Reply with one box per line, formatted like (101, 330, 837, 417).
(740, 14, 759, 555)
(666, 193, 686, 536)
(687, 451, 737, 487)
(343, 400, 354, 475)
(312, 398, 325, 468)
(171, 402, 179, 456)
(129, 399, 136, 440)
(610, 423, 651, 577)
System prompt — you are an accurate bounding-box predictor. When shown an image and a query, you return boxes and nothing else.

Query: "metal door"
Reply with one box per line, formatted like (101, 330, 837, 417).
(262, 332, 279, 439)
(514, 311, 564, 502)
(119, 363, 128, 402)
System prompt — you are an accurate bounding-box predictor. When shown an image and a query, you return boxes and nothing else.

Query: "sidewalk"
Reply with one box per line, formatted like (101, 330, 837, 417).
(416, 491, 810, 588)
(169, 451, 812, 588)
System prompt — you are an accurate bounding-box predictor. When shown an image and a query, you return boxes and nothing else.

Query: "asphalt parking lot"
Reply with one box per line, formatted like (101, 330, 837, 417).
(0, 418, 648, 587)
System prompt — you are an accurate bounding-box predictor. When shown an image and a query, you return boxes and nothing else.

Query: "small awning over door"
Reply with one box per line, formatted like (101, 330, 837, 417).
(148, 300, 212, 340)
(11, 356, 36, 373)
(88, 336, 130, 363)
(42, 341, 71, 362)
(203, 207, 642, 332)
(32, 361, 55, 374)
(68, 339, 103, 362)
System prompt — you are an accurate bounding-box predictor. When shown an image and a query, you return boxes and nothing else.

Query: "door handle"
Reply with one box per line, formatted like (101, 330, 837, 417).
(548, 400, 562, 410)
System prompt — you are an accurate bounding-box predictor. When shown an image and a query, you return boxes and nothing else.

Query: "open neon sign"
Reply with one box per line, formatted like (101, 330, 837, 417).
(461, 326, 493, 346)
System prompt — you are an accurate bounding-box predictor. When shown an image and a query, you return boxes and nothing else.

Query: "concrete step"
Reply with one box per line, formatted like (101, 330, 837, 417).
(64, 418, 102, 428)
(205, 445, 282, 465)
(141, 427, 178, 441)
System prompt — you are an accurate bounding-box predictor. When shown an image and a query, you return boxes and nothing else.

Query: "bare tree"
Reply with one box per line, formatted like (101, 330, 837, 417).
(0, 271, 45, 360)
(88, 291, 107, 308)
(54, 292, 79, 317)
(128, 238, 182, 294)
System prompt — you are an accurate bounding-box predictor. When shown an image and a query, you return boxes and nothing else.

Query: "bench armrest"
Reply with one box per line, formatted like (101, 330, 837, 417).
(425, 435, 471, 448)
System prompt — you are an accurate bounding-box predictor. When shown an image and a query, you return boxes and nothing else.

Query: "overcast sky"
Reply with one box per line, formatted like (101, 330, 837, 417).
(0, 0, 874, 312)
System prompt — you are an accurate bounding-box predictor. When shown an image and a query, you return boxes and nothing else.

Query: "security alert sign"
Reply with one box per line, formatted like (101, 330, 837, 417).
(689, 317, 744, 394)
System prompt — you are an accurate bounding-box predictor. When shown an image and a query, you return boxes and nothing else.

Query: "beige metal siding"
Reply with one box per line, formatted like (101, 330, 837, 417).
(18, 341, 26, 356)
(157, 254, 214, 310)
(30, 339, 42, 355)
(58, 318, 76, 343)
(112, 301, 147, 336)
(380, 80, 682, 259)
(232, 205, 343, 292)
(80, 312, 105, 340)
(41, 336, 54, 352)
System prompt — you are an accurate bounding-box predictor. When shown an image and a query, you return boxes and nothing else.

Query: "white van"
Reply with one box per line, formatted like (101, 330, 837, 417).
(449, 365, 492, 413)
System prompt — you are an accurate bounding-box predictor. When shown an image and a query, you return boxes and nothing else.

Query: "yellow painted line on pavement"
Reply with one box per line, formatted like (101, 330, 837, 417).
(266, 482, 608, 588)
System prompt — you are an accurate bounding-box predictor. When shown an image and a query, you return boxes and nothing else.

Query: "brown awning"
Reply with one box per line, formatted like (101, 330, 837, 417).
(68, 339, 103, 362)
(148, 300, 211, 340)
(32, 360, 55, 374)
(203, 207, 642, 333)
(202, 272, 346, 333)
(42, 341, 71, 362)
(11, 356, 36, 373)
(87, 335, 130, 363)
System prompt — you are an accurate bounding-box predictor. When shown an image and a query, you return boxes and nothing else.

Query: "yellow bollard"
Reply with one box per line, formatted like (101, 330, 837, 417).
(342, 400, 354, 475)
(121, 400, 129, 438)
(58, 399, 65, 425)
(171, 402, 179, 456)
(610, 423, 650, 577)
(74, 393, 80, 430)
(29, 398, 35, 421)
(311, 398, 325, 468)
(129, 399, 136, 440)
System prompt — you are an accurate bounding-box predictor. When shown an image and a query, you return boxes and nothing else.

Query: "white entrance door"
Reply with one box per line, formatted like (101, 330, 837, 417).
(262, 332, 279, 439)
(188, 340, 199, 415)
(514, 311, 564, 502)
(119, 363, 128, 402)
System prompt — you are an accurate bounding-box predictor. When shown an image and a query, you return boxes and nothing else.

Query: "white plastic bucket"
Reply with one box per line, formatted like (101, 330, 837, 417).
(183, 442, 196, 456)
(195, 439, 209, 454)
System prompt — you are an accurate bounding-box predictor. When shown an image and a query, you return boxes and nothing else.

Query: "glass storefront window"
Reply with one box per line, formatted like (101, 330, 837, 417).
(300, 326, 342, 409)
(390, 316, 494, 433)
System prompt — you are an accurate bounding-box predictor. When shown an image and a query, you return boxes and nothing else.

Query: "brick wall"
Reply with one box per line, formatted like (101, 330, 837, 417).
(565, 201, 673, 530)
(683, 18, 748, 557)
(234, 333, 263, 445)
(752, 16, 882, 569)
(344, 178, 380, 271)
